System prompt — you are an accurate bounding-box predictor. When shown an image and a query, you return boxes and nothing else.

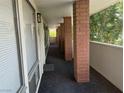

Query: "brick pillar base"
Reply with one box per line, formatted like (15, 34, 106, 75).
(64, 17, 72, 61)
(73, 0, 89, 82)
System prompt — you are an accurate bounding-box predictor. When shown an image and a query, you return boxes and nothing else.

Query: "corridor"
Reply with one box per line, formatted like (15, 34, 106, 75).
(38, 45, 122, 93)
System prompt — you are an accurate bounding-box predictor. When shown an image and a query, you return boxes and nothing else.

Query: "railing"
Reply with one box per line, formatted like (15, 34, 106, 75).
(90, 41, 123, 91)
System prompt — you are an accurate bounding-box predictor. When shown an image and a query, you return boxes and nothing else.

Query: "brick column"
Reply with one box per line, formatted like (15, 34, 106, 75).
(56, 28, 58, 45)
(59, 25, 62, 51)
(60, 23, 65, 53)
(73, 0, 89, 82)
(64, 17, 72, 61)
(58, 27, 60, 48)
(56, 27, 59, 46)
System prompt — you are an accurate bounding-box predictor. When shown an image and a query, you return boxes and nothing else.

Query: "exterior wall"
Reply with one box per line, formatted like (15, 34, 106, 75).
(17, 0, 46, 93)
(73, 0, 89, 82)
(37, 16, 46, 74)
(90, 41, 123, 91)
(36, 16, 46, 93)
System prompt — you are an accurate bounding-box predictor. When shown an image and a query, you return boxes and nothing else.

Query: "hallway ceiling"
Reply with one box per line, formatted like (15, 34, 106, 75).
(35, 0, 119, 28)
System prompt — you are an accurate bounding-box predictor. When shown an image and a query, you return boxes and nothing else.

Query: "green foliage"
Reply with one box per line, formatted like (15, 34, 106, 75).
(90, 2, 123, 45)
(49, 28, 57, 37)
(49, 30, 56, 37)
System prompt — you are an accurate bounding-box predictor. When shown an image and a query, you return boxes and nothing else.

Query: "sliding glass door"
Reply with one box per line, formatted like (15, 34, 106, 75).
(0, 0, 23, 93)
(22, 0, 38, 76)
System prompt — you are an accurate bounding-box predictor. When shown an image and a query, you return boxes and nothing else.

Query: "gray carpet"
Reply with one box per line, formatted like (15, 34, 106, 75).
(38, 45, 122, 93)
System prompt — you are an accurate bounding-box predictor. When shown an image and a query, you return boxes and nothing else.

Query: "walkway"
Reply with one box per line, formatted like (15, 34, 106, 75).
(38, 45, 122, 93)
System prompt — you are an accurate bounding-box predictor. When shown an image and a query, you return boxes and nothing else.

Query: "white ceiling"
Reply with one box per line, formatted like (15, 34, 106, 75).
(35, 0, 119, 28)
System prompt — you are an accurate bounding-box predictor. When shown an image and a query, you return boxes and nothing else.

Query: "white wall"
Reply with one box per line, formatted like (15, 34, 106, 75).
(34, 16, 46, 93)
(29, 0, 46, 74)
(17, 0, 46, 93)
(37, 16, 46, 74)
(90, 41, 123, 91)
(29, 1, 46, 93)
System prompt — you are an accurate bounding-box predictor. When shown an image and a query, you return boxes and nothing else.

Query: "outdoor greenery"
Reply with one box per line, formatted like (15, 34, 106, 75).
(90, 2, 123, 45)
(49, 29, 56, 37)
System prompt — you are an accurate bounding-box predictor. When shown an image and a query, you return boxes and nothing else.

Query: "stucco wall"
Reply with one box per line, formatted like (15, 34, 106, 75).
(37, 16, 46, 73)
(17, 0, 46, 93)
(90, 41, 123, 91)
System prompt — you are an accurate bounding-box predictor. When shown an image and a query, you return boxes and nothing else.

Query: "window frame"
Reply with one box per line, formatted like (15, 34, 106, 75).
(12, 0, 26, 93)
(13, 0, 40, 92)
(24, 0, 39, 82)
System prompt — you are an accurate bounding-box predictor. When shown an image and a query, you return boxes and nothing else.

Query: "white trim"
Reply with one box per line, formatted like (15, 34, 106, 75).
(35, 71, 43, 93)
(17, 0, 30, 93)
(18, 86, 27, 93)
(28, 61, 39, 82)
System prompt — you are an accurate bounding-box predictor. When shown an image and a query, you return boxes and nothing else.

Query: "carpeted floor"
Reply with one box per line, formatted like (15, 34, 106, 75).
(38, 45, 122, 93)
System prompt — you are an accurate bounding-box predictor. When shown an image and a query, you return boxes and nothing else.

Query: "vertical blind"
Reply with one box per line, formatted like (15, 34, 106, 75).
(22, 0, 37, 73)
(0, 0, 21, 93)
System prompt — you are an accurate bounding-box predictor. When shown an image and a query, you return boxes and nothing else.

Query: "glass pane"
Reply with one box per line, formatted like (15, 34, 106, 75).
(0, 0, 21, 93)
(22, 0, 37, 73)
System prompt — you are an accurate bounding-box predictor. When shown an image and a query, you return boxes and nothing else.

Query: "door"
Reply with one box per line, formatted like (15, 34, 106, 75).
(0, 0, 23, 93)
(22, 0, 38, 74)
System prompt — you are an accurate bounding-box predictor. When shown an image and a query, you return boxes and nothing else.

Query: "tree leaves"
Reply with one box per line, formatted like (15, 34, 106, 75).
(90, 2, 123, 45)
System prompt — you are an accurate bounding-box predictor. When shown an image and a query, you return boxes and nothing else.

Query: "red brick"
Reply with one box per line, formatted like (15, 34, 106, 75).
(64, 17, 72, 61)
(73, 0, 89, 83)
(59, 23, 65, 53)
(56, 27, 59, 46)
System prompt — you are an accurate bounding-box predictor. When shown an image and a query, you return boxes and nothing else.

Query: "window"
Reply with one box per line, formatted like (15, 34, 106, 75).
(22, 0, 38, 74)
(90, 2, 123, 46)
(0, 0, 24, 92)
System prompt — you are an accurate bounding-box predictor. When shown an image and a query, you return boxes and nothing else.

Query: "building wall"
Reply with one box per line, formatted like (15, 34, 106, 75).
(36, 16, 46, 93)
(17, 0, 46, 93)
(90, 41, 123, 91)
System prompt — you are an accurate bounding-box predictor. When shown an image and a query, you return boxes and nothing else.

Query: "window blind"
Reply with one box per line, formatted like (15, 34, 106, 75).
(0, 0, 21, 93)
